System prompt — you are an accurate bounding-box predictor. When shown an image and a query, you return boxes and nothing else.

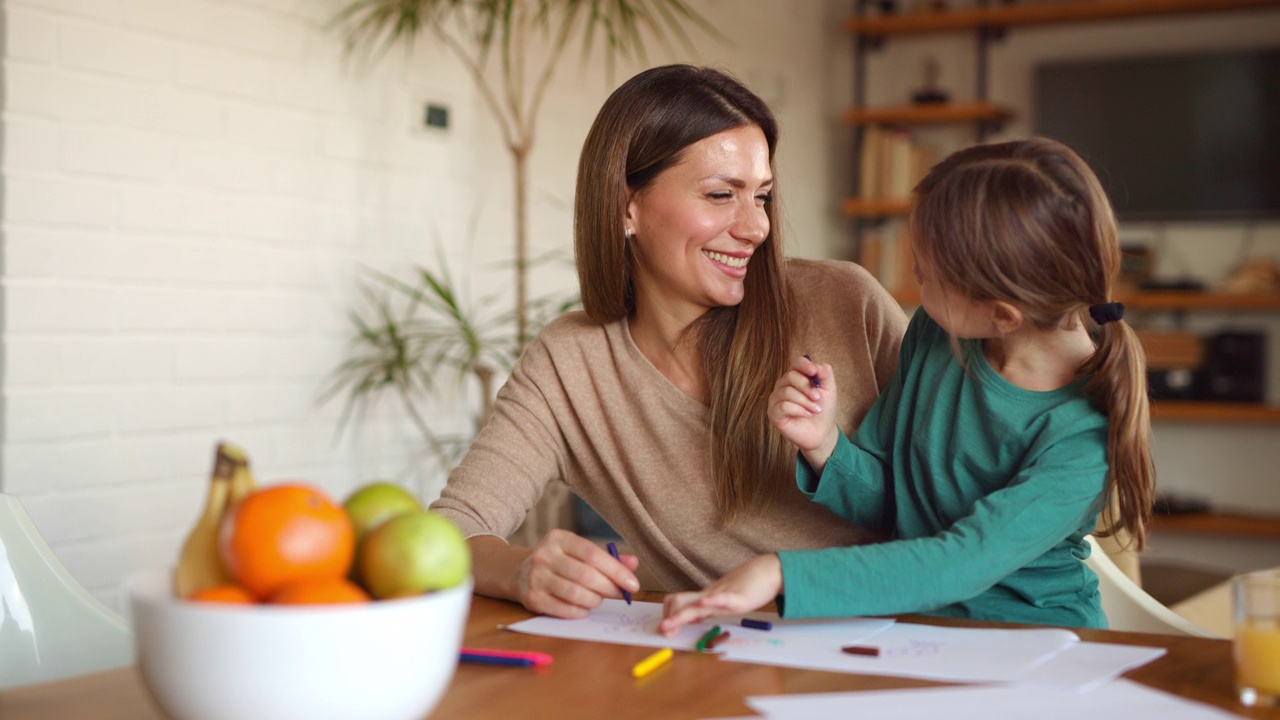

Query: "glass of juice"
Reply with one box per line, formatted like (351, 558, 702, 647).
(1235, 569, 1280, 707)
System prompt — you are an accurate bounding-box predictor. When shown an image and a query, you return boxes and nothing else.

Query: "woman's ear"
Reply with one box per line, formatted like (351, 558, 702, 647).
(989, 301, 1023, 335)
(625, 187, 639, 230)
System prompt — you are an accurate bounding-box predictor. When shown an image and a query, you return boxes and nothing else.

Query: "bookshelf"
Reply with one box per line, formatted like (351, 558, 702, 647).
(843, 101, 1013, 126)
(846, 1, 1280, 428)
(843, 0, 1280, 234)
(845, 0, 1280, 36)
(1154, 509, 1280, 539)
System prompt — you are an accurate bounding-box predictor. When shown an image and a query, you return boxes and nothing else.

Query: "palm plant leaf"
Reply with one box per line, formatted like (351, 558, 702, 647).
(332, 0, 715, 69)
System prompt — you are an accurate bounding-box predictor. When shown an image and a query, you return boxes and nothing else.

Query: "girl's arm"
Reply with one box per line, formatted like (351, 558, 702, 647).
(790, 309, 926, 532)
(776, 428, 1109, 619)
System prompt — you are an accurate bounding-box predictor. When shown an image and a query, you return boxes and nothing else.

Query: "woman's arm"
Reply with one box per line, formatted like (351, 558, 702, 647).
(430, 325, 639, 617)
(469, 533, 640, 618)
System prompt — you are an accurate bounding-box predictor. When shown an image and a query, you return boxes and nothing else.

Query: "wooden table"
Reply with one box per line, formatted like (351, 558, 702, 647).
(1, 591, 1272, 719)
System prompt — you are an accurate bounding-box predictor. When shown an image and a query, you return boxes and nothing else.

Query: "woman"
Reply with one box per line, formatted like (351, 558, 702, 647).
(430, 65, 906, 618)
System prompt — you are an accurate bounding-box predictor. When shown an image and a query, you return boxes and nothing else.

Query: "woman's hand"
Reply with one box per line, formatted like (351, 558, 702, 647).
(768, 355, 839, 470)
(515, 529, 641, 618)
(658, 554, 783, 636)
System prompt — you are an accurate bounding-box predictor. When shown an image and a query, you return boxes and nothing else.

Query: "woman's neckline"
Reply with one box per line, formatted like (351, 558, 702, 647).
(621, 316, 710, 413)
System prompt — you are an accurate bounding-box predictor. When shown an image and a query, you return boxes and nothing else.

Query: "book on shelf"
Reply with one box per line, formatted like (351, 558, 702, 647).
(856, 224, 916, 295)
(856, 125, 934, 203)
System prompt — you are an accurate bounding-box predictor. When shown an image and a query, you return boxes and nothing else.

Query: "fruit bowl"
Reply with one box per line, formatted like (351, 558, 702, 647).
(128, 568, 472, 720)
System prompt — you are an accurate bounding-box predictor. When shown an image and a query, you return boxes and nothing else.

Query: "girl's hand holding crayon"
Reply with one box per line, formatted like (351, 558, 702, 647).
(768, 355, 840, 473)
(658, 554, 783, 636)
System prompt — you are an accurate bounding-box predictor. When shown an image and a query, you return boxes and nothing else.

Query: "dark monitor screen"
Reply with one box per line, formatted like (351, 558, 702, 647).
(1034, 49, 1280, 221)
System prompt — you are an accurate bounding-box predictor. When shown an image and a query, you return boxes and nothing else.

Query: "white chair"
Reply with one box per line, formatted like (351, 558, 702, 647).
(1084, 534, 1220, 638)
(1, 493, 133, 690)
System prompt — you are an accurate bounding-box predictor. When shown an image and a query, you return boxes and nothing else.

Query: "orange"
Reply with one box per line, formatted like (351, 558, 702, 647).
(218, 483, 354, 600)
(187, 584, 256, 604)
(270, 578, 372, 605)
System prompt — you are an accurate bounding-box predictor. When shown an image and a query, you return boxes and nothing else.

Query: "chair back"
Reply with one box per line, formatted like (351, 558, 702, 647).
(1084, 534, 1220, 638)
(0, 493, 133, 690)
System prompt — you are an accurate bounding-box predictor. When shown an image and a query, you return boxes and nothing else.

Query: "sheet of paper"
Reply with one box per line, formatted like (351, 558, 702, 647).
(1013, 640, 1167, 692)
(505, 599, 894, 652)
(720, 621, 1079, 683)
(508, 602, 1164, 692)
(741, 679, 1244, 720)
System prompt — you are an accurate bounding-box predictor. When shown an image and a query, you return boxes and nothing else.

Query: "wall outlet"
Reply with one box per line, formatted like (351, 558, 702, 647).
(424, 103, 449, 129)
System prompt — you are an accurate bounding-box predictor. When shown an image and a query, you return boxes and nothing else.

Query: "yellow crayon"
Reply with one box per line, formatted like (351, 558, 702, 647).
(631, 648, 673, 679)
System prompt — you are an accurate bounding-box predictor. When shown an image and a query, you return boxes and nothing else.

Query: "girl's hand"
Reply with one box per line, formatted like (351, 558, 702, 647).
(658, 554, 783, 636)
(516, 529, 640, 618)
(768, 355, 839, 461)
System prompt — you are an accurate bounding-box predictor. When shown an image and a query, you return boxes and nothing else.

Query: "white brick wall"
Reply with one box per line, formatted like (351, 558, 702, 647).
(0, 0, 460, 609)
(1, 0, 859, 611)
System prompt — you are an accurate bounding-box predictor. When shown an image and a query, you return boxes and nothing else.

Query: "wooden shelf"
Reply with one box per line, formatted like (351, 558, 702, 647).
(1116, 290, 1280, 311)
(1154, 510, 1280, 540)
(1150, 402, 1280, 424)
(889, 289, 1280, 312)
(843, 101, 1014, 126)
(846, 0, 1280, 37)
(842, 198, 912, 218)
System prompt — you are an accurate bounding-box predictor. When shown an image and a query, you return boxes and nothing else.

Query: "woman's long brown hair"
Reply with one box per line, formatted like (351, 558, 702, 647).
(909, 137, 1155, 549)
(574, 65, 793, 524)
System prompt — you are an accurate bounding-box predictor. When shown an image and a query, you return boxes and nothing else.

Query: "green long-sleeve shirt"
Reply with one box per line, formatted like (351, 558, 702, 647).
(777, 309, 1109, 628)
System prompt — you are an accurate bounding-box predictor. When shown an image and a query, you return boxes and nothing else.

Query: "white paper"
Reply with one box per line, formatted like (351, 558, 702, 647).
(508, 602, 1165, 693)
(1014, 640, 1167, 692)
(721, 621, 1079, 683)
(505, 599, 894, 652)
(741, 679, 1244, 720)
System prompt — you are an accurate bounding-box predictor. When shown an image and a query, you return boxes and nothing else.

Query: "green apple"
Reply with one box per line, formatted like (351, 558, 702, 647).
(357, 510, 471, 599)
(343, 481, 422, 542)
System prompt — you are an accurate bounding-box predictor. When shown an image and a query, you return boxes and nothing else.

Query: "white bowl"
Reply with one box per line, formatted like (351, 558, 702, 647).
(128, 568, 471, 720)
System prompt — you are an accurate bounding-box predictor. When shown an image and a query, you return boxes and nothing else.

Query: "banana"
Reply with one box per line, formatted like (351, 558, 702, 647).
(172, 443, 239, 598)
(221, 442, 258, 507)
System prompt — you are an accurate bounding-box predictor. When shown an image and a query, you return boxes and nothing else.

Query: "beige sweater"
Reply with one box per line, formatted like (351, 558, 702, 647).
(430, 259, 908, 591)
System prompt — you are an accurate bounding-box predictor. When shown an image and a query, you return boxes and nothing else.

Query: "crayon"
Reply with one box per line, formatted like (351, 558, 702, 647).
(632, 648, 673, 678)
(694, 625, 722, 652)
(460, 654, 537, 667)
(740, 618, 772, 631)
(704, 630, 731, 650)
(802, 354, 821, 388)
(460, 647, 554, 666)
(841, 645, 880, 657)
(606, 541, 632, 605)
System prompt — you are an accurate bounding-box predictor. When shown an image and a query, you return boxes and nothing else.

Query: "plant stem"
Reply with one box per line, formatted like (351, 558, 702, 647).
(513, 145, 530, 350)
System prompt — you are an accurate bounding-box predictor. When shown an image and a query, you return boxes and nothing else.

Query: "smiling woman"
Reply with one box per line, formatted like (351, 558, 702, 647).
(626, 124, 773, 336)
(429, 65, 908, 619)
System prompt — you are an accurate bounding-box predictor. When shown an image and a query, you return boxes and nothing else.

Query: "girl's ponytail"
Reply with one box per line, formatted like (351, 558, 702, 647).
(1079, 311, 1156, 550)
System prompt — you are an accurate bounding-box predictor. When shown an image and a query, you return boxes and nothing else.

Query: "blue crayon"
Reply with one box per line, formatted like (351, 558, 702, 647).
(607, 541, 632, 605)
(741, 618, 773, 631)
(802, 354, 821, 388)
(460, 653, 536, 667)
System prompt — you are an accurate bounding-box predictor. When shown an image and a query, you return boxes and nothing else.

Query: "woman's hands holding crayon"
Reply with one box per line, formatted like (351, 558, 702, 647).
(658, 554, 782, 636)
(517, 529, 640, 618)
(768, 355, 840, 473)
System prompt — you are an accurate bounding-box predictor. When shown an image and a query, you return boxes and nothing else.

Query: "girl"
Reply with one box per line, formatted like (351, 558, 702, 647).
(660, 137, 1154, 631)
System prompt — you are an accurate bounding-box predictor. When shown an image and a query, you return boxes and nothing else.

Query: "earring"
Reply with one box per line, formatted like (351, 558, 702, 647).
(624, 228, 634, 240)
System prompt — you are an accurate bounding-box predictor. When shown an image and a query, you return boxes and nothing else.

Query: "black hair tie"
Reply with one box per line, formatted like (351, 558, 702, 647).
(1089, 302, 1125, 325)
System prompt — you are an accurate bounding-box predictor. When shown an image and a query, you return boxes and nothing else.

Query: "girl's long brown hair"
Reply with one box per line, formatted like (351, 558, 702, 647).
(574, 65, 793, 524)
(909, 137, 1155, 549)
